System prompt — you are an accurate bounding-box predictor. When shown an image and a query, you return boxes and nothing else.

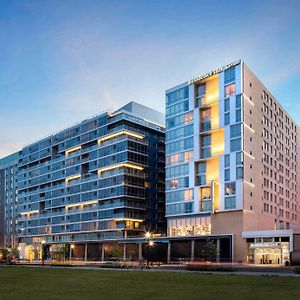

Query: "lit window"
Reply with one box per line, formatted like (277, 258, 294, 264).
(225, 182, 236, 196)
(225, 83, 236, 97)
(184, 112, 193, 124)
(170, 179, 178, 189)
(184, 151, 193, 162)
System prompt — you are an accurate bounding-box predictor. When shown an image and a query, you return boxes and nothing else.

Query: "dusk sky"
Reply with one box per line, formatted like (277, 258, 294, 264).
(1, 0, 300, 157)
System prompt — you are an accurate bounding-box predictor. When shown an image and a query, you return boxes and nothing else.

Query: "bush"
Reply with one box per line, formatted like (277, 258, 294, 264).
(186, 263, 234, 272)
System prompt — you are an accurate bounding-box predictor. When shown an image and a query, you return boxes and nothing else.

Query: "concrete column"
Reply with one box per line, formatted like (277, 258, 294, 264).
(167, 242, 171, 264)
(138, 243, 143, 260)
(191, 240, 195, 262)
(216, 239, 220, 262)
(101, 244, 105, 261)
(84, 243, 88, 262)
(123, 244, 127, 261)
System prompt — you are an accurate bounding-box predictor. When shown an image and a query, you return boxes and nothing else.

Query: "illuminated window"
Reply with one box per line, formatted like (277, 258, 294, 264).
(170, 153, 180, 165)
(200, 187, 211, 200)
(225, 182, 236, 196)
(225, 83, 236, 97)
(184, 151, 193, 162)
(184, 112, 193, 124)
(170, 179, 178, 189)
(184, 189, 193, 201)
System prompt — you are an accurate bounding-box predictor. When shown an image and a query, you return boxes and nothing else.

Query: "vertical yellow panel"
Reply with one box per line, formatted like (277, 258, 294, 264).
(205, 75, 219, 105)
(210, 104, 219, 130)
(206, 158, 219, 182)
(211, 130, 224, 156)
(213, 183, 220, 211)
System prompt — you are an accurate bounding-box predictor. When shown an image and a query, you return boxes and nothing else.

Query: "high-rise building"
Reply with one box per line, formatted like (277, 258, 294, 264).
(0, 153, 19, 248)
(165, 60, 300, 263)
(17, 101, 165, 260)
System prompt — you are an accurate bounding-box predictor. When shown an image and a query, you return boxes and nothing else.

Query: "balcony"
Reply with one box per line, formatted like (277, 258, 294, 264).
(200, 200, 212, 212)
(201, 120, 211, 132)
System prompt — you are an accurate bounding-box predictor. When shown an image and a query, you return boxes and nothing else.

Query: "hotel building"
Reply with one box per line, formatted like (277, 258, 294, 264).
(165, 60, 300, 264)
(0, 153, 19, 248)
(16, 102, 165, 260)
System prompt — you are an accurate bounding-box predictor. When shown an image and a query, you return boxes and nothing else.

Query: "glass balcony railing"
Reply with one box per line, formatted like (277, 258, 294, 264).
(201, 120, 211, 132)
(201, 200, 212, 212)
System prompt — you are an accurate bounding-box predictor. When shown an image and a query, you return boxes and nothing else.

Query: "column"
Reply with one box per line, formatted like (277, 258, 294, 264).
(191, 240, 195, 262)
(167, 242, 171, 264)
(138, 243, 143, 260)
(101, 244, 105, 261)
(84, 243, 88, 262)
(123, 244, 127, 261)
(216, 239, 220, 262)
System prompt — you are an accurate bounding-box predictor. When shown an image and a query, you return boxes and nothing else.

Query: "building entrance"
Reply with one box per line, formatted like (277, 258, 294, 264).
(247, 238, 290, 265)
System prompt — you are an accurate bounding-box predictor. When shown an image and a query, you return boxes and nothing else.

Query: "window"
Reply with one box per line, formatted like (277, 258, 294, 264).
(225, 182, 236, 196)
(236, 152, 243, 166)
(224, 154, 230, 168)
(224, 113, 230, 125)
(224, 98, 230, 112)
(197, 83, 206, 106)
(225, 83, 236, 97)
(197, 162, 206, 186)
(201, 135, 211, 159)
(225, 196, 236, 210)
(224, 182, 236, 210)
(198, 162, 206, 174)
(202, 135, 211, 147)
(225, 169, 230, 181)
(224, 67, 235, 84)
(236, 95, 242, 108)
(230, 124, 242, 138)
(230, 138, 241, 152)
(236, 167, 243, 179)
(200, 187, 211, 200)
(170, 179, 178, 189)
(184, 112, 193, 124)
(167, 86, 189, 106)
(236, 109, 242, 122)
(197, 83, 206, 96)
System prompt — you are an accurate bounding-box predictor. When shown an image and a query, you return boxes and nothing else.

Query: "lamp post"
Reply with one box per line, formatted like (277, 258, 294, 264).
(144, 232, 154, 268)
(69, 244, 75, 262)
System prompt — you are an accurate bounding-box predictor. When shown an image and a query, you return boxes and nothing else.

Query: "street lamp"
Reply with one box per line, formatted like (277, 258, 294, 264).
(145, 232, 151, 239)
(149, 240, 154, 247)
(69, 244, 75, 261)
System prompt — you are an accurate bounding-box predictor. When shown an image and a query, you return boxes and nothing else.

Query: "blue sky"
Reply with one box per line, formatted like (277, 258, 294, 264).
(1, 0, 300, 157)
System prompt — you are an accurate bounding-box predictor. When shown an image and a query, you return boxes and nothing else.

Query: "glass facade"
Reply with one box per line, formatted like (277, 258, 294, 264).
(166, 61, 244, 237)
(165, 85, 193, 218)
(16, 103, 165, 245)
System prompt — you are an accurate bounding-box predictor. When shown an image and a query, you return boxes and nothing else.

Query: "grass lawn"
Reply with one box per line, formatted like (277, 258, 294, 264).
(0, 266, 300, 300)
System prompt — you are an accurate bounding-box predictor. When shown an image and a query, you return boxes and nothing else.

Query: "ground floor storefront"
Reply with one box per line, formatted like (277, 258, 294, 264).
(18, 229, 298, 265)
(242, 230, 293, 265)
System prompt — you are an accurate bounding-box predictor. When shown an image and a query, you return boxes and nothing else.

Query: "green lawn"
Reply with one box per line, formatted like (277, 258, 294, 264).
(0, 266, 300, 300)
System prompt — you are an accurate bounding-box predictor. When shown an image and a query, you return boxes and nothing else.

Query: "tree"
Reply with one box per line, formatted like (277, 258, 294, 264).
(111, 245, 123, 259)
(201, 239, 218, 262)
(56, 246, 69, 261)
(10, 248, 19, 259)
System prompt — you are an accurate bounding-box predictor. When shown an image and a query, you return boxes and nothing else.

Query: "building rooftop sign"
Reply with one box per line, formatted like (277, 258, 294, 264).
(188, 59, 241, 85)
